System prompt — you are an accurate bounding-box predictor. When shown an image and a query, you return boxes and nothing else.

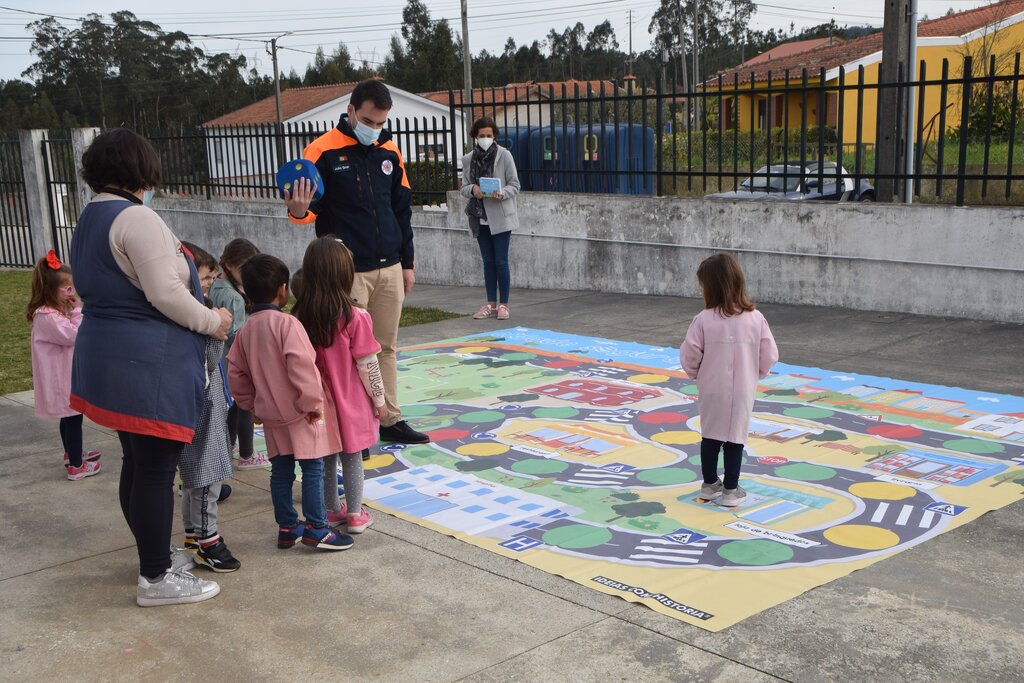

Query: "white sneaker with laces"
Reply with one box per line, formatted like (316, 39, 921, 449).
(137, 569, 220, 607)
(719, 486, 747, 508)
(699, 479, 724, 501)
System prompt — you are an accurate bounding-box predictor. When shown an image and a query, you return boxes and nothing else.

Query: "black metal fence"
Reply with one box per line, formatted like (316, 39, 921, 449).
(0, 138, 35, 267)
(451, 54, 1024, 206)
(56, 53, 1024, 209)
(153, 115, 458, 206)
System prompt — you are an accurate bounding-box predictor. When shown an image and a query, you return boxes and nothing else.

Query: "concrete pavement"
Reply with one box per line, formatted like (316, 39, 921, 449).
(2, 285, 1022, 682)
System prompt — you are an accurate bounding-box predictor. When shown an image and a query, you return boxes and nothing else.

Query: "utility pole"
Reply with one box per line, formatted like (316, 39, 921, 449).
(627, 9, 634, 77)
(268, 32, 292, 165)
(904, 0, 919, 204)
(692, 0, 701, 125)
(461, 0, 473, 147)
(877, 0, 910, 202)
(676, 0, 690, 124)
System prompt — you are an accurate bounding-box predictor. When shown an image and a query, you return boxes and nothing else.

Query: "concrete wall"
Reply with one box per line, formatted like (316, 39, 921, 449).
(154, 193, 1024, 323)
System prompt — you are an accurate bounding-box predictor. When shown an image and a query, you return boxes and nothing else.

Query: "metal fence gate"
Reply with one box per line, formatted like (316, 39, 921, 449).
(41, 135, 79, 261)
(0, 138, 35, 267)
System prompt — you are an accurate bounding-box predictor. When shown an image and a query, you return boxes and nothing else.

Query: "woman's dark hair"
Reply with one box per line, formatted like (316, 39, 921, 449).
(471, 116, 499, 139)
(697, 253, 755, 316)
(26, 256, 72, 322)
(180, 241, 217, 271)
(350, 79, 392, 111)
(293, 237, 357, 348)
(240, 254, 290, 305)
(80, 128, 161, 194)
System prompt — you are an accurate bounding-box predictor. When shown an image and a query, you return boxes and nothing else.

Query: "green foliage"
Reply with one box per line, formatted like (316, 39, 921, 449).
(610, 492, 641, 501)
(405, 159, 455, 207)
(16, 11, 275, 130)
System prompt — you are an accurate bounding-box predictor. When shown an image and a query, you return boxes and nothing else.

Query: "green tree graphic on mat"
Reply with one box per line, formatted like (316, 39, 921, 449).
(990, 471, 1024, 488)
(606, 501, 666, 523)
(801, 430, 848, 445)
(491, 392, 539, 405)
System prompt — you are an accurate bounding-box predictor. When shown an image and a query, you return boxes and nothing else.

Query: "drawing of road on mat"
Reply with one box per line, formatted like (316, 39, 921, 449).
(360, 328, 1024, 630)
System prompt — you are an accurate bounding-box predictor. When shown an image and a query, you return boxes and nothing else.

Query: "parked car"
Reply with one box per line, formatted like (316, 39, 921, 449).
(705, 162, 875, 202)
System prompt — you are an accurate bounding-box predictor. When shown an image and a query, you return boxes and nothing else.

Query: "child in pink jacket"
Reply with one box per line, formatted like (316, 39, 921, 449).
(293, 237, 387, 536)
(226, 254, 351, 552)
(680, 253, 779, 508)
(27, 250, 101, 480)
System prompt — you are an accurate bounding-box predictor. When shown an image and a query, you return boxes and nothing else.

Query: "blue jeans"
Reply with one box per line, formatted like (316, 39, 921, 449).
(477, 226, 511, 304)
(270, 455, 327, 528)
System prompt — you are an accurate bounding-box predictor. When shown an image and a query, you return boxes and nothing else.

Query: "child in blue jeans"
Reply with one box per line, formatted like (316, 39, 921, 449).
(226, 254, 352, 551)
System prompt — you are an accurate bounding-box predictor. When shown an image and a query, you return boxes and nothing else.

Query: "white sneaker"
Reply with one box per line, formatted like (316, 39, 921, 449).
(137, 569, 220, 607)
(698, 479, 724, 501)
(719, 486, 747, 508)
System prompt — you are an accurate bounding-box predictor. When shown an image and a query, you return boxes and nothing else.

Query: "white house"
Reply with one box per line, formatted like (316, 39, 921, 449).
(202, 81, 466, 191)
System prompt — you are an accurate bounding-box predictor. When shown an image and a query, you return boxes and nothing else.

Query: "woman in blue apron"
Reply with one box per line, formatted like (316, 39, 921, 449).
(71, 129, 232, 607)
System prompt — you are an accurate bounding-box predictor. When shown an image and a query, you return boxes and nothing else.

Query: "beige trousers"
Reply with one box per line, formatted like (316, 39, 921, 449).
(351, 264, 404, 427)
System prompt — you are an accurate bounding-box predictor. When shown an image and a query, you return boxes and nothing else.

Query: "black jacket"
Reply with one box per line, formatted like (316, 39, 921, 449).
(290, 114, 414, 272)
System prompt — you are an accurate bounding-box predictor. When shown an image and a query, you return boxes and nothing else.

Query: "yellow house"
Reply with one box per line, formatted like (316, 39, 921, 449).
(704, 0, 1024, 143)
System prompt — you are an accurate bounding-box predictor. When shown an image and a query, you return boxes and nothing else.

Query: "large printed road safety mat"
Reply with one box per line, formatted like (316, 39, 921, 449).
(360, 328, 1024, 630)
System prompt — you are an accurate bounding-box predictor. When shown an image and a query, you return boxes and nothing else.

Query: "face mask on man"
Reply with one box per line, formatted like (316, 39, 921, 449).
(476, 137, 494, 151)
(353, 119, 382, 146)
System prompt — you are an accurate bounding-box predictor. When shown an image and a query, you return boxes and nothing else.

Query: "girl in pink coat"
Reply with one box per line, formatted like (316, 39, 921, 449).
(294, 237, 386, 536)
(680, 253, 779, 507)
(226, 254, 351, 552)
(27, 250, 101, 480)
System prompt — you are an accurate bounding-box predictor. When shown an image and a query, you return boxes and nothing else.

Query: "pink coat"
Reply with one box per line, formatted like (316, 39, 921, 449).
(680, 307, 779, 444)
(316, 308, 382, 454)
(31, 306, 82, 419)
(227, 309, 341, 459)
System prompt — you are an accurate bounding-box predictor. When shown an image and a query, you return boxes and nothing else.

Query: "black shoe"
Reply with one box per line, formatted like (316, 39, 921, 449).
(194, 538, 241, 573)
(379, 420, 430, 444)
(217, 483, 232, 503)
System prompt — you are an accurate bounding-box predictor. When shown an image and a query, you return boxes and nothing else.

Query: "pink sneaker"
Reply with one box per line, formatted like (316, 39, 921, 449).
(326, 504, 348, 528)
(67, 460, 101, 481)
(236, 452, 270, 470)
(347, 508, 373, 534)
(472, 304, 496, 319)
(63, 450, 101, 467)
(496, 304, 510, 320)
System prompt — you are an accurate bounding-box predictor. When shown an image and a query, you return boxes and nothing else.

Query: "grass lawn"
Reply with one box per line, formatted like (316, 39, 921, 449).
(0, 270, 33, 396)
(0, 268, 461, 396)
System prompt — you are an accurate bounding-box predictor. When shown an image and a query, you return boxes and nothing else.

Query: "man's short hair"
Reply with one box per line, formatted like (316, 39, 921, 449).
(350, 79, 393, 112)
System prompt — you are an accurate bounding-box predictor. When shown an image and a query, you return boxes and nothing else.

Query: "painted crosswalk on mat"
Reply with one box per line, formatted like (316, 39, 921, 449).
(357, 328, 1024, 630)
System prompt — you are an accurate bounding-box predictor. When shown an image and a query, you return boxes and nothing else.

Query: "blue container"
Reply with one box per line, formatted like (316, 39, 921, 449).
(492, 123, 654, 195)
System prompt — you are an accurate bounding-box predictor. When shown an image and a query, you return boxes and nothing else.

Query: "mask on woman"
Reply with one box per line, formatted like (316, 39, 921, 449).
(142, 189, 155, 206)
(476, 137, 494, 151)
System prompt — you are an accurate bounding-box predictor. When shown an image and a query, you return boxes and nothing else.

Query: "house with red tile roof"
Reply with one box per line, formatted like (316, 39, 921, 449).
(420, 80, 625, 129)
(702, 0, 1024, 143)
(202, 82, 465, 190)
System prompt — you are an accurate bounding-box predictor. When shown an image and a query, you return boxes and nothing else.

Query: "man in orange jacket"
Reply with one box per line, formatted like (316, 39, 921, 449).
(284, 79, 428, 445)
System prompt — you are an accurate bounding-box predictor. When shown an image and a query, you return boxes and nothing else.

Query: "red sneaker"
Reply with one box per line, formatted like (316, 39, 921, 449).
(66, 460, 101, 481)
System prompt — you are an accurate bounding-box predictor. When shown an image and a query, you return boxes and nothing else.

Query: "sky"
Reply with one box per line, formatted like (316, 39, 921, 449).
(0, 1, 997, 83)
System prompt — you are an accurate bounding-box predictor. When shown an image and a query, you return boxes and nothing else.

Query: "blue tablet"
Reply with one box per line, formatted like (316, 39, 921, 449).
(276, 159, 324, 201)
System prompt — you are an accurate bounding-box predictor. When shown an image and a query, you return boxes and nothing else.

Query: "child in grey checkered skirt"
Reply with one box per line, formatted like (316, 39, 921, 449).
(179, 242, 241, 573)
